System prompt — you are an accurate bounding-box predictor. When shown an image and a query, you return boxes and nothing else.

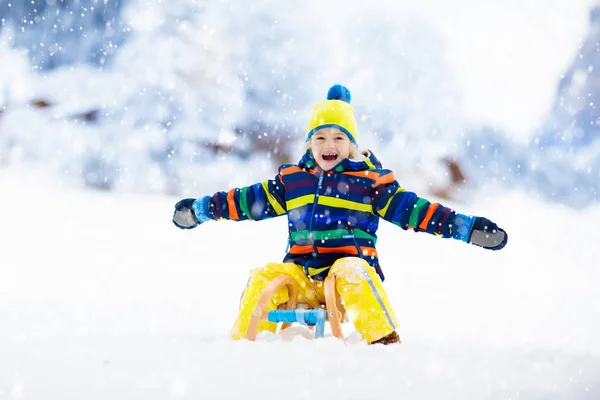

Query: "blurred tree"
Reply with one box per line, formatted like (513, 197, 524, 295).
(0, 0, 127, 70)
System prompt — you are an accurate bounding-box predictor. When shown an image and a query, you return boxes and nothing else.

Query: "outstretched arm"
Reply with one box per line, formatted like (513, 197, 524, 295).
(372, 170, 507, 250)
(372, 170, 454, 237)
(173, 174, 286, 229)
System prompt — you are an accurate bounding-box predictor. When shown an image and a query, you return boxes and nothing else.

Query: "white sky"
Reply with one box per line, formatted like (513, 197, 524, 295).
(1, 166, 599, 399)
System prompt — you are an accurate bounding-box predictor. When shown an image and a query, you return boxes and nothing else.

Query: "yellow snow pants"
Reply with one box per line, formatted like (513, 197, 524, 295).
(230, 257, 399, 343)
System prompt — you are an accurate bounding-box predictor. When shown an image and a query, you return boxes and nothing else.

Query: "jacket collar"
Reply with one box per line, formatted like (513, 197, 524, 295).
(298, 149, 383, 173)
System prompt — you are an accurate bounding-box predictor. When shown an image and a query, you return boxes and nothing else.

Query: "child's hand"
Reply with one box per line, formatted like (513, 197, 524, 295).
(172, 196, 212, 229)
(453, 214, 507, 250)
(173, 198, 199, 229)
(468, 217, 507, 250)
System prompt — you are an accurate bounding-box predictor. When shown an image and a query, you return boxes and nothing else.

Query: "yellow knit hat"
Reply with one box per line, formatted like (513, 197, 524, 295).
(306, 85, 357, 144)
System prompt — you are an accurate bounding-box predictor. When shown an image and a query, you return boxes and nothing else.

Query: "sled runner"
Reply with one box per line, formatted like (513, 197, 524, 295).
(245, 274, 347, 342)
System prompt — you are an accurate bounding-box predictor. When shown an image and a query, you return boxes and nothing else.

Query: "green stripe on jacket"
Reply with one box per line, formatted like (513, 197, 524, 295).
(239, 187, 251, 218)
(291, 228, 377, 243)
(409, 198, 429, 228)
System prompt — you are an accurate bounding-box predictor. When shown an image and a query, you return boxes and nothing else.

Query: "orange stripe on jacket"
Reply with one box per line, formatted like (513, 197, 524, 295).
(418, 203, 439, 231)
(227, 189, 240, 220)
(289, 245, 314, 254)
(280, 166, 303, 176)
(374, 172, 395, 187)
(316, 246, 378, 258)
(343, 170, 380, 180)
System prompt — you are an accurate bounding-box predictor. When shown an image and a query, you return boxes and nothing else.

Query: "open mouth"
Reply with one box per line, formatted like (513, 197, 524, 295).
(322, 153, 338, 162)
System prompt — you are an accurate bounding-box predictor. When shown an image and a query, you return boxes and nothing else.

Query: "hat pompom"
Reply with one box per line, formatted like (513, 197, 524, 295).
(327, 84, 351, 104)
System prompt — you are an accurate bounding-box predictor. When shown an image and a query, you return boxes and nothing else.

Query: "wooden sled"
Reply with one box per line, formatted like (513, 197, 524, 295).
(245, 274, 347, 342)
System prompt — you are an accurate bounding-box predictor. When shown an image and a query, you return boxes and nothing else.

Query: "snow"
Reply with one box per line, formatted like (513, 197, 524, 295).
(2, 0, 600, 397)
(1, 167, 599, 399)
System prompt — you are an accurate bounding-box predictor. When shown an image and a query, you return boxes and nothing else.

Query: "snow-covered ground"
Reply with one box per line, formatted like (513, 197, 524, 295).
(1, 0, 599, 398)
(1, 167, 599, 399)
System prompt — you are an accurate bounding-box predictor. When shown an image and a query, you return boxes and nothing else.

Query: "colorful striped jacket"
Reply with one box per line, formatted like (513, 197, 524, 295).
(205, 150, 457, 281)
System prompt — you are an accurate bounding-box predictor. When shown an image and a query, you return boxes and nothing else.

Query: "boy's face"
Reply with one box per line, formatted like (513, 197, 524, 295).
(309, 127, 352, 171)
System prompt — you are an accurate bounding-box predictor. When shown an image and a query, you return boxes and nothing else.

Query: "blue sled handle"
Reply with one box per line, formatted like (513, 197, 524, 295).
(267, 309, 327, 338)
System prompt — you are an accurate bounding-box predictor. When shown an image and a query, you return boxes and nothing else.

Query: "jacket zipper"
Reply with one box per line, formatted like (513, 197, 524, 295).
(308, 172, 324, 255)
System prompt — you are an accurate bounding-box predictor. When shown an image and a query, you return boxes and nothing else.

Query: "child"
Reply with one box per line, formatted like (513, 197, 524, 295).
(172, 85, 508, 345)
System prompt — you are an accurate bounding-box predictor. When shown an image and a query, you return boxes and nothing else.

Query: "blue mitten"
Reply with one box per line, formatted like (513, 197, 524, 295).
(172, 196, 212, 229)
(452, 214, 507, 251)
